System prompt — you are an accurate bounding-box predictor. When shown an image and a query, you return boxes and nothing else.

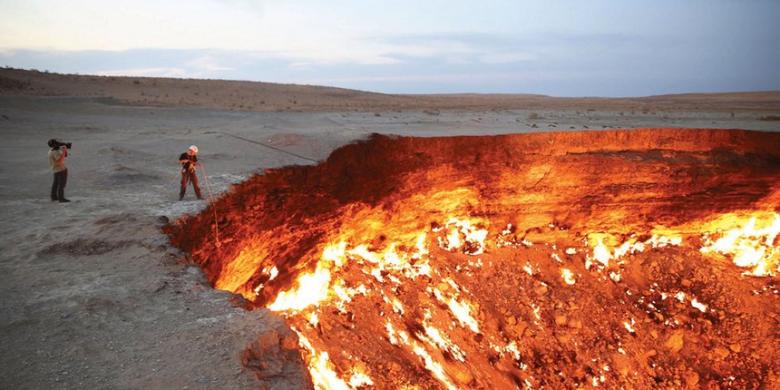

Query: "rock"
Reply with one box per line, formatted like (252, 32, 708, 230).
(186, 266, 204, 276)
(184, 266, 208, 284)
(534, 285, 548, 296)
(665, 331, 684, 353)
(713, 347, 730, 360)
(641, 349, 657, 370)
(256, 330, 281, 351)
(729, 343, 742, 353)
(684, 371, 699, 388)
(386, 361, 403, 376)
(568, 318, 582, 329)
(281, 334, 299, 350)
(681, 279, 692, 287)
(510, 321, 528, 338)
(650, 330, 659, 339)
(320, 319, 332, 333)
(649, 261, 658, 271)
(149, 280, 168, 293)
(612, 354, 631, 377)
(228, 294, 250, 309)
(554, 314, 567, 326)
(241, 331, 285, 379)
(452, 367, 474, 385)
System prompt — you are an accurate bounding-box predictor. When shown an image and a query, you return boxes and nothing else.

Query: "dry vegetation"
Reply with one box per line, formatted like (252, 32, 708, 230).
(2, 68, 779, 113)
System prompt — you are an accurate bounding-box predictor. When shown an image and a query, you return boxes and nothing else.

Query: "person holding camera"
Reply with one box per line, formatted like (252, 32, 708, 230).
(179, 145, 203, 201)
(48, 139, 71, 203)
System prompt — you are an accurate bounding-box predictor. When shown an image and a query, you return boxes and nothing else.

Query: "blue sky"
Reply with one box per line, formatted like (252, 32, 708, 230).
(1, 0, 778, 96)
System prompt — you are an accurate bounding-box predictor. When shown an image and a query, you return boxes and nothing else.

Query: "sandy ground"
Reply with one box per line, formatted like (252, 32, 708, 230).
(0, 85, 778, 390)
(3, 68, 780, 114)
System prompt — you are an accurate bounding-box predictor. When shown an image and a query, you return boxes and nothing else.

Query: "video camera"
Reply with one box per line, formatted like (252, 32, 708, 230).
(48, 139, 72, 150)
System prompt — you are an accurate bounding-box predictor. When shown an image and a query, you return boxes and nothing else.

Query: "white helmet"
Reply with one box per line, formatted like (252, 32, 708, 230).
(188, 145, 199, 154)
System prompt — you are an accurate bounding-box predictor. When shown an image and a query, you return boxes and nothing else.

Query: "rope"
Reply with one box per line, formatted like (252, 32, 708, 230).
(183, 131, 318, 250)
(196, 162, 221, 249)
(219, 131, 318, 163)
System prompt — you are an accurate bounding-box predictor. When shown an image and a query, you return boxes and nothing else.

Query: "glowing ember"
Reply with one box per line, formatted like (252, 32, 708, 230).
(437, 218, 489, 255)
(590, 235, 613, 267)
(699, 212, 780, 276)
(691, 298, 708, 312)
(446, 297, 480, 333)
(295, 331, 351, 390)
(421, 322, 466, 362)
(561, 268, 576, 285)
(267, 263, 332, 312)
(411, 344, 458, 390)
(347, 369, 374, 388)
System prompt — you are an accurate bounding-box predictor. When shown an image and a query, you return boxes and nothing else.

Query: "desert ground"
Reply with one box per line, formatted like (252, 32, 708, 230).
(0, 69, 779, 389)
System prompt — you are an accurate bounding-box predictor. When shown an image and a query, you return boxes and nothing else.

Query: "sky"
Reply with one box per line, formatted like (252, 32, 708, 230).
(1, 0, 779, 96)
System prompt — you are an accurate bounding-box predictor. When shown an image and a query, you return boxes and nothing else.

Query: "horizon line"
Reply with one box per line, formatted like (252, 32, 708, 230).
(4, 67, 780, 100)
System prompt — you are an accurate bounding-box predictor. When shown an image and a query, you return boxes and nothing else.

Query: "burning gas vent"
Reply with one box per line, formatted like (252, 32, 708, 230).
(166, 129, 780, 389)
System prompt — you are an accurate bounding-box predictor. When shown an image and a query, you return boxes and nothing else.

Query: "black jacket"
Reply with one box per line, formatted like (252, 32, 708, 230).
(179, 153, 198, 171)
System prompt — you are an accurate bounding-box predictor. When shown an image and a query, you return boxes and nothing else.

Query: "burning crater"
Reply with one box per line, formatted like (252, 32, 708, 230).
(166, 129, 780, 389)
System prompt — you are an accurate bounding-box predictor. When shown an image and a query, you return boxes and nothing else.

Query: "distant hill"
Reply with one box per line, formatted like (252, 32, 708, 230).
(1, 68, 779, 112)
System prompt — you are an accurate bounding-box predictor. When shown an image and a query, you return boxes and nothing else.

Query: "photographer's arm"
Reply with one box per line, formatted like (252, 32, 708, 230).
(54, 147, 67, 162)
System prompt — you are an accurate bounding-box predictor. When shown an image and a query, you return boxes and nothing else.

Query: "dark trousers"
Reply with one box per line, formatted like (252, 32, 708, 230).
(180, 169, 202, 200)
(51, 169, 67, 201)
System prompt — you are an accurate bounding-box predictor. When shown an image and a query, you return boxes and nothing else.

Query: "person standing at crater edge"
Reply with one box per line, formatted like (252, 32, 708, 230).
(48, 138, 70, 203)
(179, 145, 203, 201)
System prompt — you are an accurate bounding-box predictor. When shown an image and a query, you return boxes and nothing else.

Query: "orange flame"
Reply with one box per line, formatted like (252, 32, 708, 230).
(165, 130, 780, 388)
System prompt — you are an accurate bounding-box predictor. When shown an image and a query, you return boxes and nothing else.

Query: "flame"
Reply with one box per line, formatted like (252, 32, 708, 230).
(215, 243, 269, 293)
(446, 297, 480, 333)
(437, 217, 489, 255)
(411, 344, 458, 390)
(252, 209, 780, 387)
(268, 242, 351, 312)
(589, 234, 613, 267)
(699, 212, 780, 276)
(691, 298, 708, 312)
(586, 232, 679, 269)
(561, 268, 576, 285)
(295, 330, 351, 390)
(165, 130, 780, 388)
(348, 370, 373, 388)
(267, 264, 332, 312)
(421, 323, 466, 362)
(582, 211, 779, 276)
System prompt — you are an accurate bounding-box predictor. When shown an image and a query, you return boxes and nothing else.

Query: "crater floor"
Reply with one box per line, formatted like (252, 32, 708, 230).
(168, 129, 780, 389)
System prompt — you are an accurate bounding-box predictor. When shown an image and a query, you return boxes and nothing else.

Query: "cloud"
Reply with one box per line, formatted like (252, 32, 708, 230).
(93, 53, 241, 79)
(95, 67, 190, 78)
(478, 52, 537, 65)
(1, 23, 778, 97)
(187, 56, 234, 73)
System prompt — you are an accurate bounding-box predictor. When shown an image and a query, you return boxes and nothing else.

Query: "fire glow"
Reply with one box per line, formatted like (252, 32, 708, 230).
(166, 130, 780, 389)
